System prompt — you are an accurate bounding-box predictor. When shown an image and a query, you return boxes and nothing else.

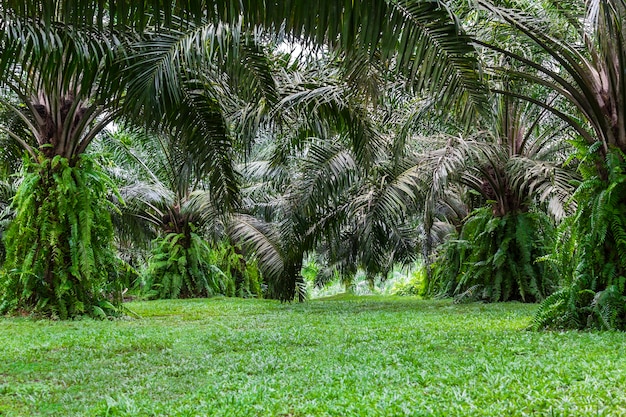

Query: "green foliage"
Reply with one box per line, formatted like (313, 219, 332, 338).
(146, 233, 262, 299)
(391, 263, 427, 297)
(0, 181, 14, 267)
(212, 241, 263, 299)
(535, 149, 626, 330)
(0, 155, 120, 319)
(301, 257, 320, 283)
(430, 207, 557, 302)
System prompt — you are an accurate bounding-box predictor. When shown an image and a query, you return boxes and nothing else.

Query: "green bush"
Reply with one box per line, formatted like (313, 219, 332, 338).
(391, 264, 426, 296)
(534, 150, 626, 330)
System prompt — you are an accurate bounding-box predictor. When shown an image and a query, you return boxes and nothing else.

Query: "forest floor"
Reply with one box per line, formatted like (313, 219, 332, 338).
(1, 296, 625, 416)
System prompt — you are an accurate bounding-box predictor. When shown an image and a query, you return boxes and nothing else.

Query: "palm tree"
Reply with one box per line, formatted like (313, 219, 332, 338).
(477, 0, 626, 329)
(228, 58, 378, 301)
(231, 55, 432, 300)
(424, 92, 576, 302)
(103, 129, 263, 299)
(0, 0, 487, 316)
(0, 16, 127, 318)
(234, 138, 427, 300)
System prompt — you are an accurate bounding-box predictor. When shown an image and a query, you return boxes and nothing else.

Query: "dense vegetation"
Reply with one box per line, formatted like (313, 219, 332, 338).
(1, 0, 626, 330)
(0, 156, 120, 318)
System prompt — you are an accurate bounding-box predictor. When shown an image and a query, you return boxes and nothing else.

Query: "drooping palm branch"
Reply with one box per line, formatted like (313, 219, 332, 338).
(8, 0, 487, 127)
(477, 0, 626, 163)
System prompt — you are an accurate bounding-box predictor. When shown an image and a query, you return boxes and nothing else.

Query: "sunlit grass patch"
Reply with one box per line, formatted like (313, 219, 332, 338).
(1, 296, 625, 416)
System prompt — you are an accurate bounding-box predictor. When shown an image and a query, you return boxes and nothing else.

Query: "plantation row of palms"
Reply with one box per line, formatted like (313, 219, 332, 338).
(0, 0, 625, 329)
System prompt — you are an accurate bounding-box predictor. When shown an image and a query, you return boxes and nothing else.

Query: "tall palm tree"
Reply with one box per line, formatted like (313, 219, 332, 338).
(0, 16, 128, 318)
(231, 55, 431, 300)
(477, 0, 626, 329)
(229, 55, 380, 301)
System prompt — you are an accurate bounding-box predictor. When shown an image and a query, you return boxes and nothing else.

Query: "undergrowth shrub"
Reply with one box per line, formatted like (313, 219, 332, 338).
(0, 155, 121, 318)
(0, 206, 9, 266)
(430, 207, 557, 303)
(391, 263, 426, 296)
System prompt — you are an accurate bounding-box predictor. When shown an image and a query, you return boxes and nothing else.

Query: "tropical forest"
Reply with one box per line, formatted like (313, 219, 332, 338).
(1, 0, 626, 415)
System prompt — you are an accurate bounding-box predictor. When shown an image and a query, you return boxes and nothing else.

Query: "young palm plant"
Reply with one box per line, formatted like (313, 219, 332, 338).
(105, 127, 264, 300)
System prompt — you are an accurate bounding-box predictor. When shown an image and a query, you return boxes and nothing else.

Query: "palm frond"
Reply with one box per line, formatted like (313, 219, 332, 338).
(478, 0, 626, 153)
(228, 214, 286, 294)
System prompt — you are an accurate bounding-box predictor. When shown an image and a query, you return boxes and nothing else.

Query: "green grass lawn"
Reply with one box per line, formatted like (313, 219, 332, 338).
(1, 296, 626, 416)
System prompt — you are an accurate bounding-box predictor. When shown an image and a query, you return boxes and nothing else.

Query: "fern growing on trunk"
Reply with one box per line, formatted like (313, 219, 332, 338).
(534, 150, 626, 330)
(0, 155, 120, 318)
(430, 207, 557, 302)
(146, 231, 262, 299)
